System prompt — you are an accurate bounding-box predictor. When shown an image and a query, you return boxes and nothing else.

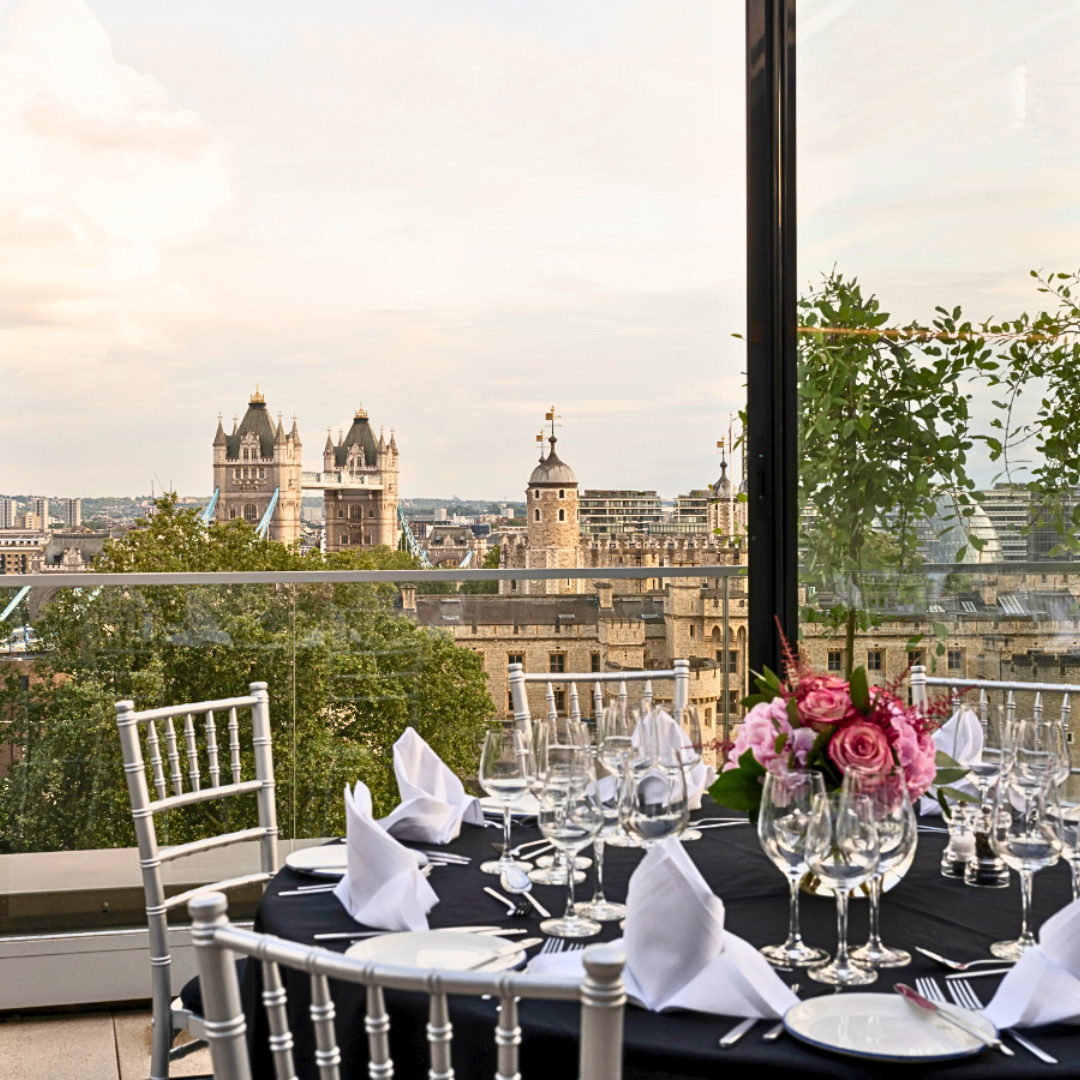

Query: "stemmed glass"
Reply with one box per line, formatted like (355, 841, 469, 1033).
(989, 773, 1062, 960)
(1050, 771, 1080, 902)
(756, 768, 829, 968)
(574, 756, 627, 922)
(478, 728, 532, 876)
(528, 718, 589, 886)
(1011, 717, 1069, 798)
(965, 705, 1011, 888)
(620, 742, 689, 848)
(846, 766, 917, 968)
(537, 748, 604, 938)
(675, 707, 704, 842)
(806, 790, 880, 986)
(598, 702, 640, 848)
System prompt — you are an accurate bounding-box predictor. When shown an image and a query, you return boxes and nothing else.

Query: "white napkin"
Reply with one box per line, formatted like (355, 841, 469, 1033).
(333, 780, 439, 930)
(528, 838, 797, 1020)
(636, 709, 718, 811)
(918, 706, 982, 816)
(379, 727, 484, 844)
(983, 899, 1080, 1029)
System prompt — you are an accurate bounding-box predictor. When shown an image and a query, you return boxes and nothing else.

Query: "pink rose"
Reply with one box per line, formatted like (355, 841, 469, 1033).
(904, 732, 938, 801)
(828, 721, 892, 775)
(724, 697, 817, 776)
(800, 681, 855, 731)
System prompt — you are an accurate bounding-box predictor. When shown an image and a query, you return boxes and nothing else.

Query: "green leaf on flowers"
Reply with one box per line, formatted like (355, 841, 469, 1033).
(786, 697, 801, 727)
(936, 789, 953, 820)
(738, 747, 766, 778)
(849, 666, 870, 713)
(939, 785, 980, 805)
(934, 751, 968, 786)
(708, 770, 763, 815)
(774, 732, 789, 756)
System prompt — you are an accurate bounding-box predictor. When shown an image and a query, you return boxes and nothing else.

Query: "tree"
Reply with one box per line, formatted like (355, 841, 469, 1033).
(0, 496, 496, 853)
(982, 269, 1080, 554)
(798, 271, 991, 671)
(462, 544, 501, 595)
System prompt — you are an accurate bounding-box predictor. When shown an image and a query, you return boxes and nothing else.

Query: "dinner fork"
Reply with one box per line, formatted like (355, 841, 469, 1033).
(483, 886, 532, 917)
(916, 947, 1016, 972)
(947, 979, 1058, 1065)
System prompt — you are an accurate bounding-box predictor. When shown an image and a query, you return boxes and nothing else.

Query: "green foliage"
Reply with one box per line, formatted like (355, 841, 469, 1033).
(799, 271, 989, 669)
(981, 269, 1080, 554)
(0, 496, 496, 853)
(461, 545, 501, 595)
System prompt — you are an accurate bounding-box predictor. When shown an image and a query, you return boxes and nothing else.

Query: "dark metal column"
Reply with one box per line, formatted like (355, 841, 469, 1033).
(746, 0, 798, 678)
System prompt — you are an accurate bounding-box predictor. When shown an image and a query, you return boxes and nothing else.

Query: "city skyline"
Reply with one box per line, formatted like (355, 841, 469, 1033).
(2, 1, 1078, 498)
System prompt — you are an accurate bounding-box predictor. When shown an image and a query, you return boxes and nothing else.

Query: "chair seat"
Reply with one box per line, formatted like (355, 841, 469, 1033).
(179, 958, 247, 1018)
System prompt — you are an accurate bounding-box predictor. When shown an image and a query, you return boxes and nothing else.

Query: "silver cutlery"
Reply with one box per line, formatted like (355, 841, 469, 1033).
(465, 937, 543, 971)
(483, 886, 533, 917)
(916, 947, 1017, 972)
(902, 982, 1012, 1056)
(312, 925, 520, 942)
(947, 978, 1058, 1065)
(539, 937, 565, 955)
(762, 985, 799, 1042)
(278, 884, 337, 897)
(422, 851, 471, 864)
(944, 968, 1014, 980)
(498, 864, 552, 917)
(718, 1017, 757, 1049)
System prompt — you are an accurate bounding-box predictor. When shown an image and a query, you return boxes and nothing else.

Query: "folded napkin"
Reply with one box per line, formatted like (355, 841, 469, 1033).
(379, 727, 484, 844)
(528, 838, 797, 1019)
(983, 899, 1080, 1029)
(918, 706, 982, 816)
(636, 709, 718, 811)
(333, 780, 439, 930)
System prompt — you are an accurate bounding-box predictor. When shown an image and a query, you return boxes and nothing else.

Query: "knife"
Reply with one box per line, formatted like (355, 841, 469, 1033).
(466, 937, 543, 970)
(312, 926, 525, 941)
(718, 1018, 756, 1048)
(895, 984, 1013, 1056)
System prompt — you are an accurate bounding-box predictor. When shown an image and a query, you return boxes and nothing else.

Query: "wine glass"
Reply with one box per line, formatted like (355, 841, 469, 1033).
(598, 702, 641, 848)
(528, 718, 589, 886)
(756, 768, 829, 968)
(537, 749, 604, 938)
(1050, 771, 1080, 902)
(675, 707, 705, 842)
(845, 766, 917, 968)
(478, 728, 532, 876)
(964, 704, 1011, 889)
(620, 751, 689, 848)
(1010, 717, 1068, 797)
(806, 790, 880, 986)
(573, 756, 627, 922)
(989, 773, 1062, 960)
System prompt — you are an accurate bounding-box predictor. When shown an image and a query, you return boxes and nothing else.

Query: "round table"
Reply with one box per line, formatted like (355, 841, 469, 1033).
(245, 798, 1079, 1079)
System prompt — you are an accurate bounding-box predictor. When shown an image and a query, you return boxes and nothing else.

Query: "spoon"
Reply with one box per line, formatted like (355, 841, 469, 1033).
(499, 863, 552, 917)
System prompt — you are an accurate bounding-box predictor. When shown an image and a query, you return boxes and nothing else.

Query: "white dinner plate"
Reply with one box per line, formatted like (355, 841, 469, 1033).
(783, 993, 997, 1063)
(285, 845, 427, 878)
(345, 931, 525, 972)
(480, 794, 540, 818)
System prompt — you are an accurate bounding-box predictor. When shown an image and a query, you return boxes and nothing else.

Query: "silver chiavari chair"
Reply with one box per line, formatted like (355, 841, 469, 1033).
(188, 891, 626, 1080)
(910, 665, 1080, 775)
(507, 659, 690, 735)
(115, 682, 279, 1080)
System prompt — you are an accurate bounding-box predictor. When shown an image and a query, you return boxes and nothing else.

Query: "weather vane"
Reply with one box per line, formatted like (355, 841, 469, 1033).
(544, 405, 562, 439)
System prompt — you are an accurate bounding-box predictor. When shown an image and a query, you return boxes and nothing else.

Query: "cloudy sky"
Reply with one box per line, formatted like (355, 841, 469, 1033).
(2, 0, 1078, 500)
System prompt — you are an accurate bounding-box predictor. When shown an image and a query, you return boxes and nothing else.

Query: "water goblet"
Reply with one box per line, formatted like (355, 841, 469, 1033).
(1010, 717, 1068, 797)
(845, 766, 916, 968)
(806, 790, 879, 986)
(756, 768, 829, 968)
(537, 751, 604, 938)
(620, 750, 689, 849)
(478, 728, 532, 876)
(573, 758, 627, 922)
(990, 774, 1062, 960)
(598, 702, 641, 848)
(528, 720, 589, 886)
(1050, 772, 1080, 902)
(675, 707, 705, 842)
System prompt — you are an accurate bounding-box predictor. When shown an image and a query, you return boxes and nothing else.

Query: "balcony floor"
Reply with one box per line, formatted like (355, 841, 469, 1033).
(0, 1010, 210, 1079)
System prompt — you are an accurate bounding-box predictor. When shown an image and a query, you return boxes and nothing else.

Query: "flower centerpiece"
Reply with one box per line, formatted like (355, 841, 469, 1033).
(710, 641, 957, 819)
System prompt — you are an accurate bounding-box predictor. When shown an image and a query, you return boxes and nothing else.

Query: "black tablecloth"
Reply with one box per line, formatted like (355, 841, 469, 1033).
(245, 799, 1080, 1078)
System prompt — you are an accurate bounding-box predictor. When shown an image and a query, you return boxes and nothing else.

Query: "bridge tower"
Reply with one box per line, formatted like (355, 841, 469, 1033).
(212, 388, 302, 544)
